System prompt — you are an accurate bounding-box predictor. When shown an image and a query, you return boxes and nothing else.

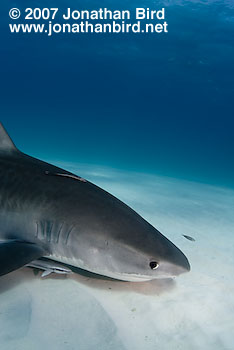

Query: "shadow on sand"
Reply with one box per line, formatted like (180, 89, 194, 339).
(0, 263, 176, 296)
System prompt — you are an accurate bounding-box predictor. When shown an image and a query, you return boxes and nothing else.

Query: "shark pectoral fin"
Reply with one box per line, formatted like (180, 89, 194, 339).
(0, 240, 46, 276)
(41, 269, 53, 278)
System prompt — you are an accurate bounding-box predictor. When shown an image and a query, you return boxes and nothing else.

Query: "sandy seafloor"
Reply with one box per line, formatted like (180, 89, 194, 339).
(1, 163, 234, 350)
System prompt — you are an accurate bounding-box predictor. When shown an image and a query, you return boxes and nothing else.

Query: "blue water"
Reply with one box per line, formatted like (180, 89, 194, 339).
(1, 0, 234, 188)
(1, 3, 234, 347)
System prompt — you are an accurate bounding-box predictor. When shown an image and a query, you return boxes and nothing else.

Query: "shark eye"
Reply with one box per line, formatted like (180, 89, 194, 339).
(149, 261, 159, 270)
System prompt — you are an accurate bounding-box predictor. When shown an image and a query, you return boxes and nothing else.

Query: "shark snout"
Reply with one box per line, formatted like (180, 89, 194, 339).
(156, 242, 191, 278)
(145, 228, 191, 279)
(180, 253, 191, 272)
(171, 254, 190, 276)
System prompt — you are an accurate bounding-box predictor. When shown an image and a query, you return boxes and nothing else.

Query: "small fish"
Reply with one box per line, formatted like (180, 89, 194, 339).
(26, 259, 73, 278)
(182, 235, 195, 242)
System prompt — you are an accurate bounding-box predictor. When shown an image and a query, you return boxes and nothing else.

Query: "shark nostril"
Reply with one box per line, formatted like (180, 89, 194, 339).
(149, 261, 159, 270)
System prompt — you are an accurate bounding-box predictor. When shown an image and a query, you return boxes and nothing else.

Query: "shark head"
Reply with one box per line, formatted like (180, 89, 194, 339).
(65, 184, 191, 282)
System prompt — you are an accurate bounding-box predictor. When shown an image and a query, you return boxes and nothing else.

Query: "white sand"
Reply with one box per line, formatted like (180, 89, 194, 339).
(1, 164, 234, 350)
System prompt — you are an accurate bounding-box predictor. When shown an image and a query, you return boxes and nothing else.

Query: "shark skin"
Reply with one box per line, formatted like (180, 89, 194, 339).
(0, 123, 190, 282)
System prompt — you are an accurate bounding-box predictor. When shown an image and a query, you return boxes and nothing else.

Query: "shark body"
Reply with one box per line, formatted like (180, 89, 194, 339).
(0, 124, 190, 281)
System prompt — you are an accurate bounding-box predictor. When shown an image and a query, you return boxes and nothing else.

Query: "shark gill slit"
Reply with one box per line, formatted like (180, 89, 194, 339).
(38, 221, 44, 239)
(46, 221, 53, 242)
(35, 221, 39, 238)
(56, 222, 64, 244)
(64, 225, 75, 245)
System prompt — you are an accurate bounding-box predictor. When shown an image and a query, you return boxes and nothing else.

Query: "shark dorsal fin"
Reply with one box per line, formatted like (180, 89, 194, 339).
(0, 123, 18, 153)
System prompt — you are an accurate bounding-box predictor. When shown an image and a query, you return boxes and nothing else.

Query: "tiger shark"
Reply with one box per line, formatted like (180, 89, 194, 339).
(0, 123, 190, 281)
